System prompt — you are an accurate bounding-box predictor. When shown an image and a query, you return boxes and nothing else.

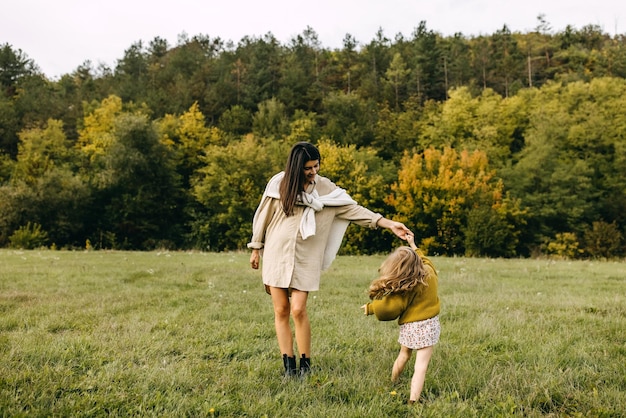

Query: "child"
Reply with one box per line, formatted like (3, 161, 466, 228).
(362, 232, 440, 404)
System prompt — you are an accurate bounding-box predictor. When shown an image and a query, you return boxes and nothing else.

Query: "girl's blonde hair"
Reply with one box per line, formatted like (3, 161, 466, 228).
(368, 246, 429, 299)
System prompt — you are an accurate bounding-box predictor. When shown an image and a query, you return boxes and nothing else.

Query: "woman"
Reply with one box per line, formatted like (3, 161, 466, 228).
(248, 142, 411, 377)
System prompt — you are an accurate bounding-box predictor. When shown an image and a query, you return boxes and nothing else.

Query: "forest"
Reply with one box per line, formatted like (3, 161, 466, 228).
(1, 17, 625, 258)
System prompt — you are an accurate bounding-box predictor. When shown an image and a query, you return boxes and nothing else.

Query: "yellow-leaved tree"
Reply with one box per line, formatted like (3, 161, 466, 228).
(158, 101, 225, 187)
(389, 146, 525, 256)
(77, 95, 124, 162)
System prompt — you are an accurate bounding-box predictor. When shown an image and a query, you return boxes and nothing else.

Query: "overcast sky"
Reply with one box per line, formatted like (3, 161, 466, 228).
(3, 0, 623, 79)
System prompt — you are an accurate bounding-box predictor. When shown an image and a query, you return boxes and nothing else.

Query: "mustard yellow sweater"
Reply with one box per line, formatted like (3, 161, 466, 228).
(365, 249, 440, 325)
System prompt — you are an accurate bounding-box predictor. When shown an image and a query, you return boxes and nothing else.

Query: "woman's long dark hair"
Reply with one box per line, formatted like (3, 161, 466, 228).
(279, 142, 321, 216)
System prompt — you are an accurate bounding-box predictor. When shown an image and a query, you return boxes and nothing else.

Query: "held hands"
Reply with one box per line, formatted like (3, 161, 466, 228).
(378, 218, 411, 240)
(390, 221, 411, 240)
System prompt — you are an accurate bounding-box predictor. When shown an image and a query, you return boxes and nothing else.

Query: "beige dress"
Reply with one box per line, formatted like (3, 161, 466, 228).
(248, 174, 382, 292)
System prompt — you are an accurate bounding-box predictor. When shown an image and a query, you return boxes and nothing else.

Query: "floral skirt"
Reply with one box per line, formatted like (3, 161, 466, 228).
(398, 316, 441, 349)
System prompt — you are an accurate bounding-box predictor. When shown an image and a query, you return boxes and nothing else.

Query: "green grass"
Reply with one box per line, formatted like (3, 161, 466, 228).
(0, 250, 624, 417)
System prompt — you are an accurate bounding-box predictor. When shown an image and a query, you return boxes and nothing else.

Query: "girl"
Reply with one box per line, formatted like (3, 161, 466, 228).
(362, 232, 440, 403)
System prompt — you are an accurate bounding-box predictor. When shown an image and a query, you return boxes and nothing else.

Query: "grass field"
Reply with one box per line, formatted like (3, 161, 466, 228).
(0, 250, 624, 417)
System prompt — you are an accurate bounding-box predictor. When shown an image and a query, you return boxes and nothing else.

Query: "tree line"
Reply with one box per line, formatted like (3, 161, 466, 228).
(1, 18, 625, 258)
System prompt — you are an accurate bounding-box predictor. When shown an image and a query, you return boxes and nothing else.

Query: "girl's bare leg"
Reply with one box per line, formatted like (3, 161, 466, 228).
(409, 345, 434, 403)
(289, 289, 310, 357)
(269, 287, 293, 356)
(392, 345, 413, 382)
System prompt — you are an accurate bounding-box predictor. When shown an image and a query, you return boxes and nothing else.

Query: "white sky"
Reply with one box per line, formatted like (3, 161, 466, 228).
(3, 0, 623, 79)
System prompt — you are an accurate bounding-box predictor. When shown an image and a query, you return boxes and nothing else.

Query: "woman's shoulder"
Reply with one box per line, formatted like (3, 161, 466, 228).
(315, 175, 339, 194)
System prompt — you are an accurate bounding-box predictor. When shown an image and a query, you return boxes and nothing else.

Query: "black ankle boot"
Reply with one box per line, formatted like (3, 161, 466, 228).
(282, 354, 297, 377)
(299, 354, 311, 376)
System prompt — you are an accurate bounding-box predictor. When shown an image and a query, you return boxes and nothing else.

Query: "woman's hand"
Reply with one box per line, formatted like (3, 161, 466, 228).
(361, 304, 369, 315)
(377, 218, 412, 240)
(250, 249, 260, 269)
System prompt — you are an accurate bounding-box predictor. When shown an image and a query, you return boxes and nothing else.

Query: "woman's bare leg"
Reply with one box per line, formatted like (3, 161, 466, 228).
(392, 345, 413, 382)
(269, 287, 293, 356)
(409, 345, 434, 402)
(289, 289, 310, 357)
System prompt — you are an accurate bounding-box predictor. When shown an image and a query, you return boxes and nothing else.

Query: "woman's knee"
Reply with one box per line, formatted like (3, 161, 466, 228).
(290, 304, 308, 322)
(270, 288, 291, 318)
(289, 290, 309, 321)
(273, 302, 291, 319)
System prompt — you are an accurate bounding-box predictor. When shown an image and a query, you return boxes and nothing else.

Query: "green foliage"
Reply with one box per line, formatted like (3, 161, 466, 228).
(190, 136, 287, 250)
(252, 98, 290, 139)
(76, 98, 185, 249)
(0, 151, 14, 181)
(2, 27, 626, 256)
(316, 140, 397, 254)
(463, 205, 520, 257)
(407, 21, 446, 101)
(284, 113, 318, 145)
(321, 92, 375, 147)
(218, 104, 253, 136)
(583, 221, 624, 259)
(416, 87, 530, 166)
(99, 114, 183, 249)
(502, 78, 626, 253)
(371, 102, 418, 161)
(489, 25, 526, 97)
(0, 173, 89, 249)
(0, 181, 31, 246)
(8, 222, 48, 249)
(0, 96, 19, 157)
(0, 43, 37, 96)
(0, 119, 90, 248)
(383, 53, 410, 109)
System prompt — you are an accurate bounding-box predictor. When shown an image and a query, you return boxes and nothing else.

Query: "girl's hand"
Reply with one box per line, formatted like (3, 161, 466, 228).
(405, 232, 418, 250)
(361, 304, 368, 315)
